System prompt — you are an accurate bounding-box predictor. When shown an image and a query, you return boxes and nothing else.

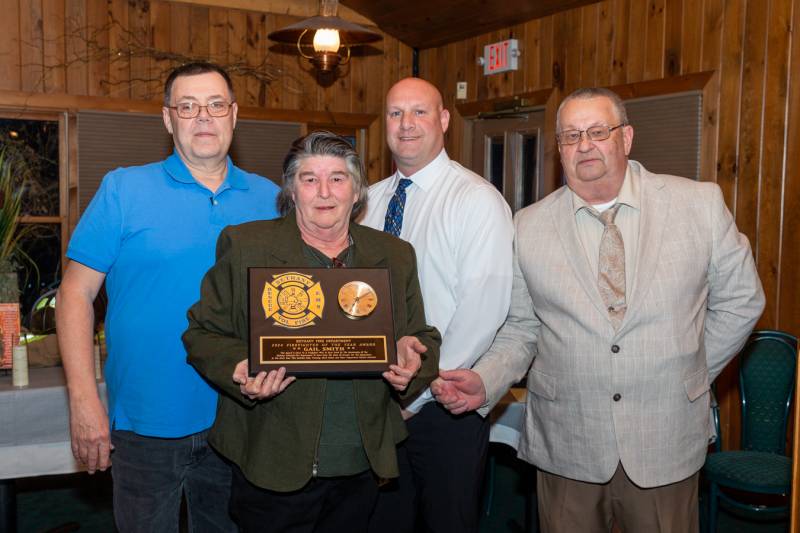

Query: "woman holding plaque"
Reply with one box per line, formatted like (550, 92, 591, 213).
(183, 131, 440, 533)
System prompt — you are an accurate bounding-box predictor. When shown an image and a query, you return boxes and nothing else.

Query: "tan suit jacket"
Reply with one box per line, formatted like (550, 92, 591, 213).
(475, 161, 765, 488)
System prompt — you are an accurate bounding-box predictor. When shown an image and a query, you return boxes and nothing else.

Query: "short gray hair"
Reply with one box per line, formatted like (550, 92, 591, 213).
(556, 87, 629, 131)
(277, 131, 368, 220)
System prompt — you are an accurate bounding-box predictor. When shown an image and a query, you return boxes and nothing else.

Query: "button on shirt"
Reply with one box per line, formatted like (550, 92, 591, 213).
(361, 149, 513, 412)
(572, 165, 641, 295)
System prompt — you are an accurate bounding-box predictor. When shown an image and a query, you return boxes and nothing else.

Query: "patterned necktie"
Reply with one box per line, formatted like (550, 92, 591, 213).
(594, 204, 626, 330)
(383, 178, 413, 237)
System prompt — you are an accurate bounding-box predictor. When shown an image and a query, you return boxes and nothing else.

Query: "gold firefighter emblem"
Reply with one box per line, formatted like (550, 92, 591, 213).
(262, 272, 325, 328)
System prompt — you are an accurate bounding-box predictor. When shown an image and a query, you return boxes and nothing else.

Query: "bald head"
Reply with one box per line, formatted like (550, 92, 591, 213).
(385, 77, 450, 176)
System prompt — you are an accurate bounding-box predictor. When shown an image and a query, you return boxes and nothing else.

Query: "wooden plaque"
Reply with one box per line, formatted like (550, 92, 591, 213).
(248, 268, 397, 377)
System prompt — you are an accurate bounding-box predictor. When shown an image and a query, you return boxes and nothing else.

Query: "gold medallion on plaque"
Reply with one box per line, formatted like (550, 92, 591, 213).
(338, 281, 378, 320)
(262, 272, 324, 328)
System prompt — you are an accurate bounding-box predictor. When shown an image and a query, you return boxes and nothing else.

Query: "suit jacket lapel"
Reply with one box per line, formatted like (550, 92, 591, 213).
(267, 214, 306, 265)
(550, 187, 609, 320)
(619, 163, 669, 332)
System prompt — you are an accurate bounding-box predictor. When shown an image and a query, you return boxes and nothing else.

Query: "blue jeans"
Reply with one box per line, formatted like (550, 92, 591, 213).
(111, 429, 236, 533)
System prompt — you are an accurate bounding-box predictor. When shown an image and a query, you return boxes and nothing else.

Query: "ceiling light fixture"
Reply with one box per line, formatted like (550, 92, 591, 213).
(268, 0, 382, 74)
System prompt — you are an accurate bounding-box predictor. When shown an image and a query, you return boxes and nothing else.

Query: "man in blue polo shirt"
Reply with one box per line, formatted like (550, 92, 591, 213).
(57, 62, 280, 531)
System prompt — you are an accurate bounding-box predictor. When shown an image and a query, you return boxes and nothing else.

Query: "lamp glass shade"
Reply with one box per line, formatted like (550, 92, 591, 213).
(313, 29, 341, 53)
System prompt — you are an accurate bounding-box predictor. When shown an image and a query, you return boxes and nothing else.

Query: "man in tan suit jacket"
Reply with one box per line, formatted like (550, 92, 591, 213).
(432, 87, 765, 532)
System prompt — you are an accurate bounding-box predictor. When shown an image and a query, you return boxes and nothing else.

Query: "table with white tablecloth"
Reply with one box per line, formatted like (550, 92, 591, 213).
(0, 367, 106, 533)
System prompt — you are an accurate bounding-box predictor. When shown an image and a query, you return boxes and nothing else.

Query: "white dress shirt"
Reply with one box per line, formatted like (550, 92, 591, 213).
(360, 149, 514, 412)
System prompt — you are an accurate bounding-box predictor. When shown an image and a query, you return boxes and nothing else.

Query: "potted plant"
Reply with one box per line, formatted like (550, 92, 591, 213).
(0, 147, 35, 302)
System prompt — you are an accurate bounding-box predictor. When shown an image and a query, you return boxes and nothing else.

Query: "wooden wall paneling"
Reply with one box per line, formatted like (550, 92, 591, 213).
(189, 5, 210, 58)
(447, 40, 466, 163)
(108, 0, 130, 98)
(699, 0, 723, 187)
(366, 116, 382, 182)
(86, 0, 109, 97)
(149, 1, 171, 100)
(270, 15, 308, 111)
(551, 11, 569, 93)
(42, 0, 66, 94)
(610, 0, 631, 85)
(20, 0, 44, 93)
(594, 1, 613, 87)
(510, 22, 527, 95)
(562, 8, 583, 93)
(643, 0, 665, 80)
(756, 0, 792, 328)
(524, 18, 542, 92)
(208, 7, 229, 65)
(701, 0, 724, 72)
(474, 32, 491, 101)
(779, 0, 800, 335)
(663, 0, 683, 78)
(261, 13, 283, 110)
(0, 0, 21, 91)
(715, 0, 746, 210)
(349, 35, 370, 114)
(397, 39, 413, 80)
(542, 89, 561, 195)
(244, 11, 265, 107)
(680, 0, 703, 74)
(363, 38, 385, 182)
(464, 35, 480, 101)
(65, 0, 88, 95)
(378, 35, 398, 179)
(227, 9, 247, 104)
(580, 4, 599, 88)
(128, 0, 150, 100)
(735, 0, 768, 248)
(169, 2, 191, 86)
(626, 0, 647, 82)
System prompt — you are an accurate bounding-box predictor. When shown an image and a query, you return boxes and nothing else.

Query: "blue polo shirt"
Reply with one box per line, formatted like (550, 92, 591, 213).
(67, 153, 280, 438)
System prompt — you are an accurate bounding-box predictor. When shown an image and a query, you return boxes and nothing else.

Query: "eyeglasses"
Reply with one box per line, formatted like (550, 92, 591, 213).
(167, 101, 233, 119)
(556, 123, 626, 145)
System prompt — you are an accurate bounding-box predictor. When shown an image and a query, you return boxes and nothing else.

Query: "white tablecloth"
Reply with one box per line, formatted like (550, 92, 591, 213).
(0, 367, 106, 479)
(489, 387, 526, 450)
(0, 368, 525, 480)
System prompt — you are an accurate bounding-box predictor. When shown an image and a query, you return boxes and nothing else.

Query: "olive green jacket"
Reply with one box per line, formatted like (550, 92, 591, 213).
(183, 215, 440, 492)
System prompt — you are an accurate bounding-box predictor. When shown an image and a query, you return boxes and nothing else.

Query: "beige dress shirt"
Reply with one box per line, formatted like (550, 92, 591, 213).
(572, 166, 641, 293)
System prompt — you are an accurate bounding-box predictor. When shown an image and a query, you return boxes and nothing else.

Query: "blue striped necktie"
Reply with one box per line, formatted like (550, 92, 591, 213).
(383, 178, 413, 237)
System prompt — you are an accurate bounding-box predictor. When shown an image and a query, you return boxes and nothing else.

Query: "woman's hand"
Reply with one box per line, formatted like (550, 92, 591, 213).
(233, 359, 296, 400)
(383, 336, 426, 391)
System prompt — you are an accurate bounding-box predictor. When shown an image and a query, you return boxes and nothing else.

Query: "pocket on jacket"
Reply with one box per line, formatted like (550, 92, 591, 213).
(684, 367, 710, 402)
(527, 368, 556, 401)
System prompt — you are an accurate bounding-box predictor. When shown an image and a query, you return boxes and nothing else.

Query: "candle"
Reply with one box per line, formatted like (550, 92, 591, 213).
(12, 344, 28, 388)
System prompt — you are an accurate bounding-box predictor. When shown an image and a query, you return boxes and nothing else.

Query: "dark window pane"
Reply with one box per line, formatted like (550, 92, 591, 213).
(0, 118, 59, 216)
(17, 223, 61, 320)
(489, 136, 504, 193)
(521, 134, 538, 207)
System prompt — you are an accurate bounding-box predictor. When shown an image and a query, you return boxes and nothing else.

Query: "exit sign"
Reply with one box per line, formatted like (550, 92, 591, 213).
(482, 39, 520, 75)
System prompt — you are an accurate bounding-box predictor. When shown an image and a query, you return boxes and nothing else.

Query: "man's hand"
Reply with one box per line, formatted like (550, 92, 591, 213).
(69, 397, 112, 474)
(431, 369, 487, 415)
(233, 359, 296, 400)
(383, 336, 425, 391)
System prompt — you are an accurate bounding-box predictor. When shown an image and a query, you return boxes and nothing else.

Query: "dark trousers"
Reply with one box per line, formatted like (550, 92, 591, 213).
(368, 402, 490, 533)
(537, 463, 699, 533)
(230, 466, 379, 533)
(110, 429, 236, 533)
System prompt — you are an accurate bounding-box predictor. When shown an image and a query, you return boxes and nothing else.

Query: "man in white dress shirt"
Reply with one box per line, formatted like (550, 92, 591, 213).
(361, 77, 513, 533)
